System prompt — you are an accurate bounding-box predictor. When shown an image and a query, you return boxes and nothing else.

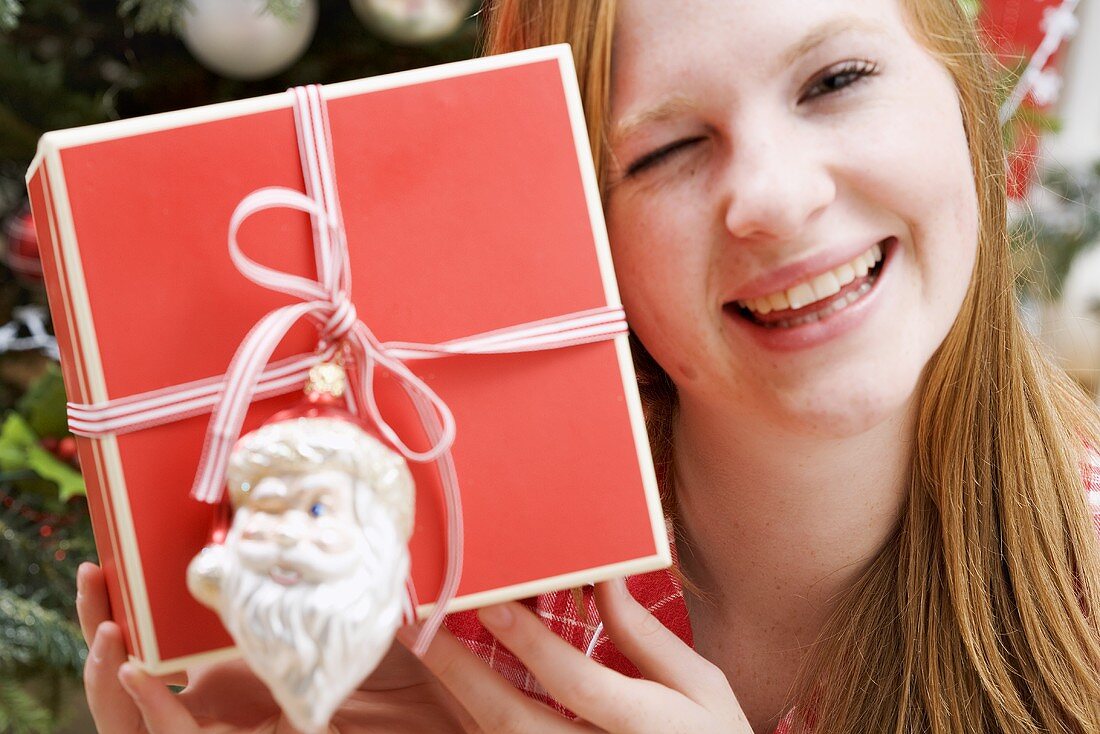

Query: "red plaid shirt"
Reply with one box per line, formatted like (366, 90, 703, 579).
(446, 458, 1100, 734)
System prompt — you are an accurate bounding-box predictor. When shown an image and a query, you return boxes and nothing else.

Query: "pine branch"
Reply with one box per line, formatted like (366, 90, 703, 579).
(118, 0, 306, 34)
(265, 0, 307, 22)
(0, 497, 93, 617)
(117, 0, 186, 33)
(0, 586, 85, 675)
(0, 679, 52, 734)
(0, 0, 22, 32)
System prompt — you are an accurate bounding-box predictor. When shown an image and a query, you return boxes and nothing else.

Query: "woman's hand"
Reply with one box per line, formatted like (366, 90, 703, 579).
(76, 562, 470, 733)
(405, 578, 751, 734)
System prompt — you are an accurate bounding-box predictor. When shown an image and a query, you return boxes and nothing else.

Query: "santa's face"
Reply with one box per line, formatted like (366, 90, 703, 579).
(235, 468, 364, 586)
(217, 465, 409, 734)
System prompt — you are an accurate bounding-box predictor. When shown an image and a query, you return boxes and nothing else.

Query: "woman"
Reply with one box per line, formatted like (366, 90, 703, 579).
(79, 0, 1100, 731)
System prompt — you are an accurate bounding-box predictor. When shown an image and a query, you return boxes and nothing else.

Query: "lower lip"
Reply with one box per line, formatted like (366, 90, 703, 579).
(270, 566, 301, 586)
(723, 238, 897, 353)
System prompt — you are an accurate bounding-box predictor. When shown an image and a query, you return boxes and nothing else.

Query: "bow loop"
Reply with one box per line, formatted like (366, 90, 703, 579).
(188, 83, 466, 657)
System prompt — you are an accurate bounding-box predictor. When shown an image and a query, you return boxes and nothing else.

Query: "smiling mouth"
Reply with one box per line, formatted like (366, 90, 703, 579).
(726, 237, 894, 329)
(269, 566, 302, 586)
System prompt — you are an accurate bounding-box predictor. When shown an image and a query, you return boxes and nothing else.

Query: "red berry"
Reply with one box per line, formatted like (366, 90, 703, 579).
(57, 437, 77, 461)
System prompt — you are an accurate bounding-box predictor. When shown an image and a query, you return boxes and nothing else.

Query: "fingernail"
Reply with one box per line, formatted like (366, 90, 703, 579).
(611, 577, 629, 597)
(118, 663, 142, 702)
(479, 603, 514, 630)
(91, 623, 109, 664)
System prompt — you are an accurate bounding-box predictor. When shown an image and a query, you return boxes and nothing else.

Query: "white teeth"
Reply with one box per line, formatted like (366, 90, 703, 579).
(767, 291, 790, 311)
(766, 280, 873, 329)
(810, 271, 841, 300)
(739, 241, 888, 316)
(786, 283, 816, 310)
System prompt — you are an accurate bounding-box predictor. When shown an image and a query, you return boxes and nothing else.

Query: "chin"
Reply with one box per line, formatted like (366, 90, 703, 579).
(768, 376, 917, 440)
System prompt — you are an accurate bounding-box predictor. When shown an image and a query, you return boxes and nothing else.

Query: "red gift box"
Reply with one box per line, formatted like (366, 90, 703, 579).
(25, 45, 668, 674)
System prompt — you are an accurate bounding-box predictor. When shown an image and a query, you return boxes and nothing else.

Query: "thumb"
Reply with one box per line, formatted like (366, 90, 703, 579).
(118, 663, 202, 734)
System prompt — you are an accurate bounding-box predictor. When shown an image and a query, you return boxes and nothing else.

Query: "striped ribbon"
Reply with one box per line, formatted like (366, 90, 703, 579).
(66, 84, 628, 656)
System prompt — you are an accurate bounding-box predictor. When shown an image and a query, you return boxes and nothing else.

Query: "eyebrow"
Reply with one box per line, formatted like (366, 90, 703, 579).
(610, 16, 889, 146)
(610, 95, 700, 147)
(779, 16, 889, 69)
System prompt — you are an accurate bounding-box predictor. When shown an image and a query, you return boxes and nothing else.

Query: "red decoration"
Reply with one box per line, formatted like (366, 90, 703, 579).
(3, 205, 44, 284)
(978, 0, 1071, 199)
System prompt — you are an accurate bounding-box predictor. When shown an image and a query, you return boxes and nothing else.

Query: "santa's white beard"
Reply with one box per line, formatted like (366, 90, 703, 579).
(219, 513, 409, 734)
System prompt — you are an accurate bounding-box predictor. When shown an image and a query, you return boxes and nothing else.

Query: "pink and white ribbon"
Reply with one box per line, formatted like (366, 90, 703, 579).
(67, 84, 628, 656)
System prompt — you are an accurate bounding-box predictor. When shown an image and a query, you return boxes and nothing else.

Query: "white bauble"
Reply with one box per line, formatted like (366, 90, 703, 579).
(180, 0, 318, 81)
(350, 0, 474, 45)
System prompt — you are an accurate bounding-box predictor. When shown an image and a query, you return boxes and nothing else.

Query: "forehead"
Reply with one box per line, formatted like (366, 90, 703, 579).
(250, 468, 355, 497)
(611, 0, 912, 108)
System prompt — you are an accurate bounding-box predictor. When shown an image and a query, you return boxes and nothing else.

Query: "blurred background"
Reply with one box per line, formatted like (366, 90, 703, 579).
(0, 0, 1096, 731)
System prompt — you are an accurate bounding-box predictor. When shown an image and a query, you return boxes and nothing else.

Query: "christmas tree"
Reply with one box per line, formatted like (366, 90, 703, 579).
(0, 2, 477, 730)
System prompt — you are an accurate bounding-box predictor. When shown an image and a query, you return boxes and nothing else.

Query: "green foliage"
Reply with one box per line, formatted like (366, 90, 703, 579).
(18, 364, 72, 439)
(116, 0, 183, 33)
(0, 412, 84, 501)
(0, 679, 53, 734)
(0, 0, 22, 32)
(0, 587, 85, 674)
(0, 1, 477, 217)
(0, 472, 94, 731)
(1012, 161, 1100, 300)
(0, 351, 93, 729)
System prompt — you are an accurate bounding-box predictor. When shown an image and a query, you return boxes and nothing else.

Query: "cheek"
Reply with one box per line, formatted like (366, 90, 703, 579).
(241, 512, 274, 541)
(312, 519, 356, 554)
(607, 191, 718, 380)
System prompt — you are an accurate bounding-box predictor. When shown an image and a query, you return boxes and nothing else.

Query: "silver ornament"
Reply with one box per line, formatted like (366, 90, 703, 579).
(188, 414, 415, 734)
(180, 0, 319, 81)
(350, 0, 474, 45)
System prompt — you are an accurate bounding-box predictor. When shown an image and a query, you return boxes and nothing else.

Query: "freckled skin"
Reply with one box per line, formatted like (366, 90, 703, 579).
(606, 1, 981, 730)
(606, 0, 978, 441)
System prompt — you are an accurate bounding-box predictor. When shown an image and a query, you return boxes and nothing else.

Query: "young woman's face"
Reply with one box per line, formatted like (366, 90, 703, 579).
(606, 0, 979, 437)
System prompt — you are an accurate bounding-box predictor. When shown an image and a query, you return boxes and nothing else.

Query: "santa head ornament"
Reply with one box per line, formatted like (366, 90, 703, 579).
(187, 361, 415, 733)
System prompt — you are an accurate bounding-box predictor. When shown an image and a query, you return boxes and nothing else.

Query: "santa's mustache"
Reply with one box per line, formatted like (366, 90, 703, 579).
(238, 537, 369, 581)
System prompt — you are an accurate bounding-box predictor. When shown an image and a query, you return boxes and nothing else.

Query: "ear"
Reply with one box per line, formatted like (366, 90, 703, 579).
(186, 544, 227, 610)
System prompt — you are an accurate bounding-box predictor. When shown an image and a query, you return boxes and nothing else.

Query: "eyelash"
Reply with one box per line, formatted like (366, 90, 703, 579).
(624, 59, 880, 178)
(800, 59, 880, 102)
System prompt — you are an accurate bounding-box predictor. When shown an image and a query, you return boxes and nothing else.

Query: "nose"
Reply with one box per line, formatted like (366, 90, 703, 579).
(275, 512, 307, 548)
(720, 119, 836, 243)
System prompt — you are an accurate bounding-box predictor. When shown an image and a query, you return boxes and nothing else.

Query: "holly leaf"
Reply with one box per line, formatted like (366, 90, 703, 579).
(0, 413, 37, 474)
(0, 412, 84, 501)
(16, 365, 70, 439)
(25, 444, 84, 501)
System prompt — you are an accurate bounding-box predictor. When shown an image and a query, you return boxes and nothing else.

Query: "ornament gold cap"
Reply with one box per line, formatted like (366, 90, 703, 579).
(306, 361, 347, 399)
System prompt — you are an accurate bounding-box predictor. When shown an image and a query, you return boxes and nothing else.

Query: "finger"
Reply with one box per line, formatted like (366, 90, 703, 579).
(477, 601, 693, 733)
(358, 637, 480, 732)
(594, 579, 733, 703)
(400, 625, 587, 733)
(77, 563, 110, 646)
(76, 565, 188, 688)
(176, 659, 280, 727)
(119, 662, 203, 734)
(83, 622, 145, 733)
